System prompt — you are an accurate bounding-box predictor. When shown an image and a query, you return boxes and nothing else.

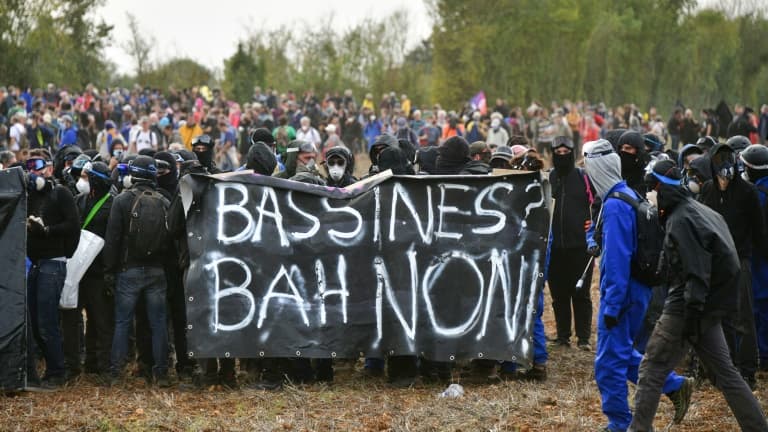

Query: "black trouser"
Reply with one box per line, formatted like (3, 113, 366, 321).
(61, 307, 84, 376)
(135, 297, 154, 375)
(630, 314, 768, 431)
(203, 358, 235, 381)
(723, 258, 758, 379)
(166, 262, 194, 373)
(82, 275, 114, 373)
(548, 247, 593, 343)
(389, 356, 418, 380)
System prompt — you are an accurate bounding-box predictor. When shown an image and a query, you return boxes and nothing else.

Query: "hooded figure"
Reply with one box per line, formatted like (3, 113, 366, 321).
(584, 139, 689, 432)
(699, 142, 767, 388)
(604, 128, 627, 152)
(191, 134, 221, 174)
(245, 142, 278, 176)
(629, 159, 767, 431)
(154, 151, 180, 198)
(367, 134, 397, 175)
(678, 143, 705, 170)
(54, 144, 83, 182)
(684, 155, 711, 196)
(617, 130, 649, 194)
(415, 145, 438, 174)
(284, 140, 325, 185)
(434, 136, 470, 174)
(324, 146, 356, 187)
(377, 146, 415, 175)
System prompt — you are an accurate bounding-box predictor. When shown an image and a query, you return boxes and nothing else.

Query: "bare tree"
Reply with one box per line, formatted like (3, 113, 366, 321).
(122, 12, 154, 78)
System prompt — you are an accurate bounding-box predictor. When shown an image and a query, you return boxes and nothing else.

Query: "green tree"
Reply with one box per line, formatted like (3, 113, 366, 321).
(223, 42, 260, 104)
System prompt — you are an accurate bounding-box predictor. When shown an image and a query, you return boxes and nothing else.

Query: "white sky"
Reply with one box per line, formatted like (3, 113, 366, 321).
(98, 0, 433, 76)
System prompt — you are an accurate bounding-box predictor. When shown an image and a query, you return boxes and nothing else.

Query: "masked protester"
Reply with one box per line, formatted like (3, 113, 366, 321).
(683, 156, 711, 198)
(740, 144, 768, 371)
(461, 141, 491, 174)
(434, 136, 471, 174)
(617, 130, 649, 194)
(629, 160, 768, 432)
(64, 162, 114, 378)
(699, 143, 767, 389)
(245, 142, 278, 176)
(288, 140, 326, 185)
(323, 146, 356, 187)
(191, 134, 221, 174)
(583, 140, 691, 432)
(377, 146, 415, 175)
(366, 134, 397, 176)
(547, 136, 595, 350)
(25, 149, 81, 388)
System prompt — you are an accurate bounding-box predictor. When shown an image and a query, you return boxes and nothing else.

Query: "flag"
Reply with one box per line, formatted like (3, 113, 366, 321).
(470, 91, 487, 115)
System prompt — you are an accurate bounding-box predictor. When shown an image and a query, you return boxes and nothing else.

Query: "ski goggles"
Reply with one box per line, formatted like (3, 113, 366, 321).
(25, 158, 52, 171)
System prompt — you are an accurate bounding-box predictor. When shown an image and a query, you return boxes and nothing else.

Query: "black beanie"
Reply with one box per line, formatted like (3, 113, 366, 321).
(246, 142, 277, 175)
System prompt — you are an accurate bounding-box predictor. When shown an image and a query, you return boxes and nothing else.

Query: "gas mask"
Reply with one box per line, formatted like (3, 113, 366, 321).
(712, 150, 735, 190)
(328, 160, 346, 181)
(122, 175, 133, 189)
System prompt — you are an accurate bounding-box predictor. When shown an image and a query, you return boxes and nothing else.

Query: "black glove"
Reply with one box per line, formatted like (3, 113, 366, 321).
(587, 245, 601, 257)
(683, 309, 703, 344)
(604, 315, 619, 330)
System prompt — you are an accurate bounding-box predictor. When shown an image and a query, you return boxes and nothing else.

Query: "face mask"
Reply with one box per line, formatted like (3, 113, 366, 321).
(552, 151, 574, 173)
(687, 179, 700, 194)
(491, 119, 500, 130)
(113, 149, 123, 158)
(620, 151, 643, 176)
(329, 165, 346, 181)
(122, 175, 133, 189)
(76, 178, 90, 194)
(645, 190, 658, 207)
(304, 159, 316, 170)
(301, 125, 309, 131)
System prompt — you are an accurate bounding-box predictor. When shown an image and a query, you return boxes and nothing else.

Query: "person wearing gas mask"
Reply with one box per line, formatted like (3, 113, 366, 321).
(25, 149, 81, 387)
(616, 130, 650, 195)
(738, 144, 768, 374)
(628, 160, 768, 432)
(64, 161, 114, 378)
(547, 136, 595, 350)
(683, 156, 711, 199)
(191, 134, 222, 174)
(699, 142, 767, 390)
(323, 146, 356, 187)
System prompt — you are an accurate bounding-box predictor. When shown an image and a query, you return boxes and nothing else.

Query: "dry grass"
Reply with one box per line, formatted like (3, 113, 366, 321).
(3, 280, 765, 431)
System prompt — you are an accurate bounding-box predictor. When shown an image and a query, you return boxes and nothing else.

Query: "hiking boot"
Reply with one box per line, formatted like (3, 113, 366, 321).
(42, 375, 66, 389)
(577, 341, 592, 351)
(743, 375, 757, 391)
(548, 338, 570, 348)
(220, 373, 239, 390)
(666, 377, 694, 424)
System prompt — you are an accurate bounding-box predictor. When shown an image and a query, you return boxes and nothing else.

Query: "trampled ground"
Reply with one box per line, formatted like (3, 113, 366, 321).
(3, 278, 766, 431)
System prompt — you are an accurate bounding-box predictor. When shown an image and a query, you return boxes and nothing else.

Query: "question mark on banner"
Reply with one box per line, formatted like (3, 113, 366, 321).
(520, 181, 544, 232)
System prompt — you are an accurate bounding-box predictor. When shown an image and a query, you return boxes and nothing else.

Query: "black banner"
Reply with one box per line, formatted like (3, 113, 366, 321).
(0, 168, 27, 391)
(182, 170, 548, 367)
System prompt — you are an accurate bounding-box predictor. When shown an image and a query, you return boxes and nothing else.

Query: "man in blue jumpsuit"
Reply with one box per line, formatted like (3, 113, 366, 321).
(583, 139, 691, 432)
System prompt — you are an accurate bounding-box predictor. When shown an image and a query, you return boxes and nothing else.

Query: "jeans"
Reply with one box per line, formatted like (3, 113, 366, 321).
(630, 314, 768, 431)
(27, 259, 67, 379)
(110, 266, 168, 377)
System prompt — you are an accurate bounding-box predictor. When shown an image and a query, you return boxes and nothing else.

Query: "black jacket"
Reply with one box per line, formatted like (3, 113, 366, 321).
(699, 171, 765, 260)
(459, 160, 491, 175)
(27, 183, 80, 261)
(76, 190, 113, 279)
(103, 182, 167, 273)
(550, 167, 593, 250)
(660, 187, 740, 319)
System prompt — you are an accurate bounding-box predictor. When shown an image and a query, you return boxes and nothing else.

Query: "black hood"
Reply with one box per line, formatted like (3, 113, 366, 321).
(378, 147, 414, 175)
(155, 151, 179, 196)
(416, 146, 439, 174)
(246, 142, 277, 175)
(434, 136, 470, 175)
(688, 156, 712, 183)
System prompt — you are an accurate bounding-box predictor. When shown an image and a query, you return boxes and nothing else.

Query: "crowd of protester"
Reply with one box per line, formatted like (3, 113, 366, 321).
(3, 83, 768, 430)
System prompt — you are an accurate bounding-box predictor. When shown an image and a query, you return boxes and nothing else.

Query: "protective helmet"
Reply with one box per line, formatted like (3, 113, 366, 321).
(740, 144, 768, 170)
(726, 135, 751, 154)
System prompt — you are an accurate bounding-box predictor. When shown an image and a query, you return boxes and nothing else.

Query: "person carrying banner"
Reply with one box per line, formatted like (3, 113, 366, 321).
(25, 149, 81, 387)
(583, 140, 691, 432)
(323, 146, 356, 187)
(629, 160, 768, 432)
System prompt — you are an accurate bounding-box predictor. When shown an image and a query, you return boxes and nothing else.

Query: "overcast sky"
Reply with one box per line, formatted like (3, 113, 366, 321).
(98, 0, 433, 75)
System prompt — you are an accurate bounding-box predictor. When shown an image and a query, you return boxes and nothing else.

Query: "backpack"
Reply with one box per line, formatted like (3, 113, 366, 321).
(605, 191, 665, 287)
(124, 188, 170, 263)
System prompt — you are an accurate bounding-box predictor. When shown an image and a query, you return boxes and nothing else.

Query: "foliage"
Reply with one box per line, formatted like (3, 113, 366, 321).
(428, 0, 768, 112)
(222, 42, 262, 105)
(141, 58, 214, 90)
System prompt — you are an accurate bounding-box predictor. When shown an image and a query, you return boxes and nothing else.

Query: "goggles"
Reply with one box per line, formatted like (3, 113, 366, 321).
(25, 158, 52, 171)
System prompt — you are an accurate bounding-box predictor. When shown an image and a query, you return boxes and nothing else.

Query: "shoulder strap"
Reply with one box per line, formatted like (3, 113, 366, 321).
(82, 193, 111, 230)
(608, 191, 641, 210)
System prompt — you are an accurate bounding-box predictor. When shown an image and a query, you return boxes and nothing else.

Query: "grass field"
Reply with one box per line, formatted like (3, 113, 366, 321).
(3, 277, 766, 431)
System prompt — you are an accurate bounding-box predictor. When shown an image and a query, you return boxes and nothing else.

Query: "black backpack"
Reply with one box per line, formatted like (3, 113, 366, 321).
(124, 188, 170, 262)
(606, 191, 665, 287)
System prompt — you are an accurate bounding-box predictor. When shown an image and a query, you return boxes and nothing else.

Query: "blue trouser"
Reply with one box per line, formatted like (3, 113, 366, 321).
(27, 259, 67, 379)
(595, 290, 683, 432)
(754, 299, 768, 367)
(501, 289, 548, 372)
(110, 267, 168, 377)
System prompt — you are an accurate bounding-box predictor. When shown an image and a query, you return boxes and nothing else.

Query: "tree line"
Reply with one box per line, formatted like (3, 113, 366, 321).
(2, 0, 767, 115)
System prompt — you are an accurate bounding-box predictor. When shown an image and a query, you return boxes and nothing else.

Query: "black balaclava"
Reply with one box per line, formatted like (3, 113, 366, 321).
(415, 146, 438, 174)
(378, 146, 415, 175)
(155, 151, 179, 195)
(551, 136, 575, 175)
(618, 130, 647, 191)
(434, 136, 470, 174)
(192, 135, 215, 170)
(86, 161, 112, 198)
(648, 159, 686, 221)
